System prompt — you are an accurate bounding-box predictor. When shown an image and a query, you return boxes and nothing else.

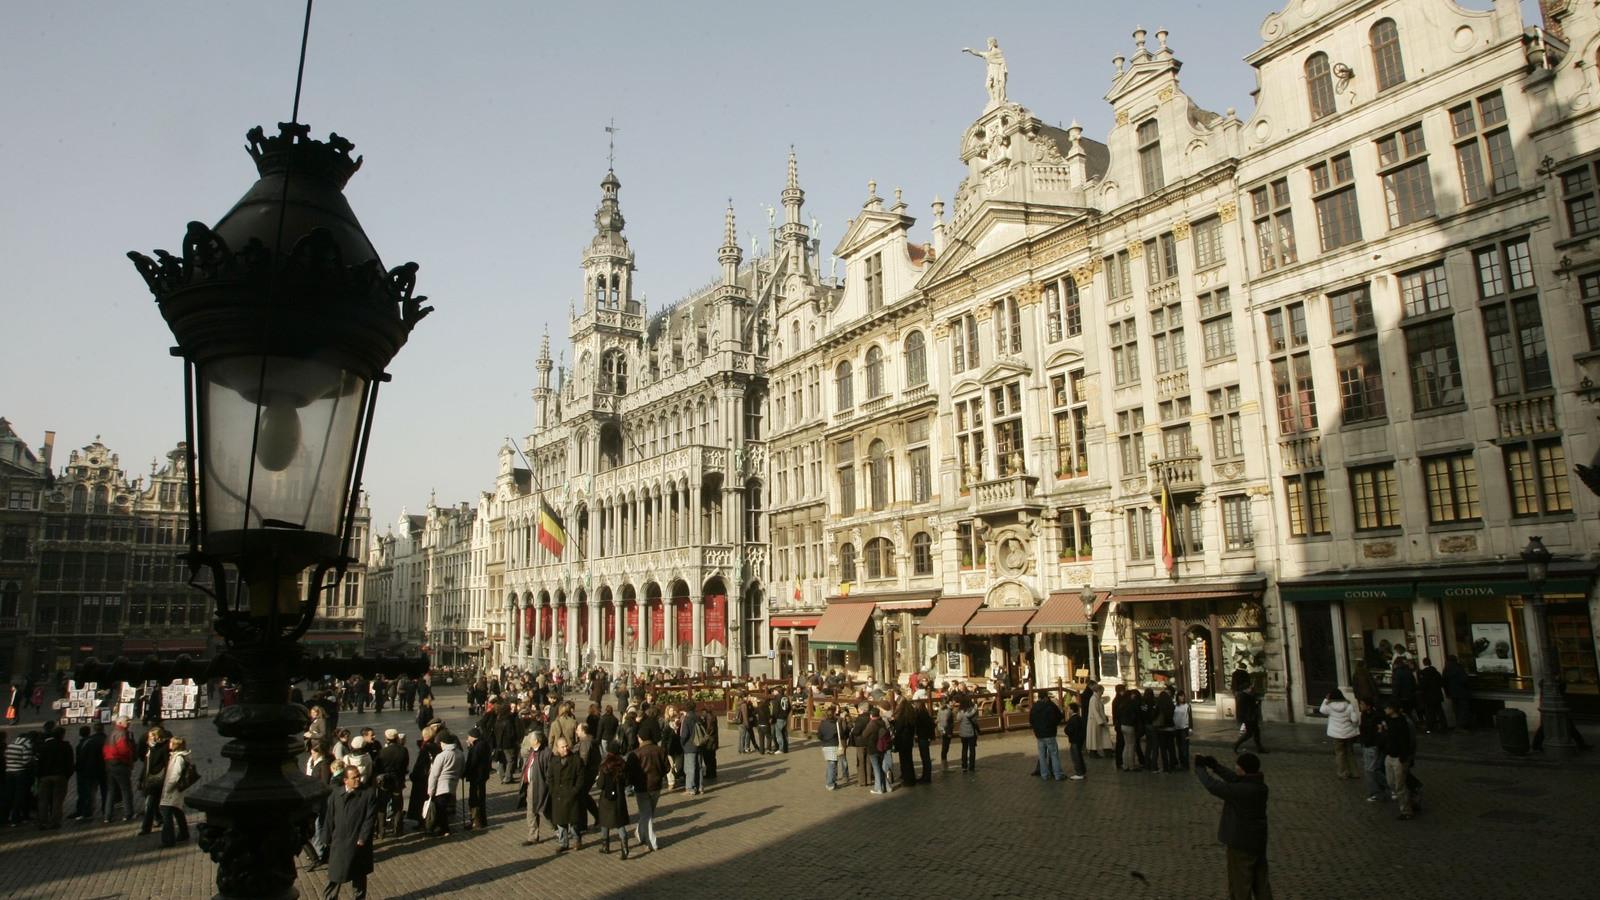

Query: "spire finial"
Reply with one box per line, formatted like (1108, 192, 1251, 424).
(724, 198, 737, 247)
(605, 117, 620, 171)
(787, 145, 798, 189)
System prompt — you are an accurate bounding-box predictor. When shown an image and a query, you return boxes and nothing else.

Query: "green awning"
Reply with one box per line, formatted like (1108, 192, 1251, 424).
(1415, 577, 1591, 602)
(1280, 582, 1414, 604)
(808, 601, 876, 651)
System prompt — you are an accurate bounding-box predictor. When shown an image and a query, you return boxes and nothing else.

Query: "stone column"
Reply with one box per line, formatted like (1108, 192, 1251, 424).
(691, 593, 706, 673)
(566, 596, 581, 673)
(529, 599, 541, 665)
(612, 603, 624, 672)
(588, 601, 601, 668)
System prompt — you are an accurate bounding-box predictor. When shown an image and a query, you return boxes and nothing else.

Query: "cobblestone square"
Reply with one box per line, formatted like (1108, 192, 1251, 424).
(3, 689, 1597, 899)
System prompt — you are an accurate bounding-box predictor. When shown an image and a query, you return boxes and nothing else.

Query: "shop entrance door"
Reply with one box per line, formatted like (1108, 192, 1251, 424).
(1298, 601, 1339, 709)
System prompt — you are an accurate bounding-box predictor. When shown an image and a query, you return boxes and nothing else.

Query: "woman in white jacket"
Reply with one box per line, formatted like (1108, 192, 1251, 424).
(426, 732, 464, 835)
(1319, 688, 1361, 779)
(1085, 683, 1111, 758)
(158, 737, 194, 847)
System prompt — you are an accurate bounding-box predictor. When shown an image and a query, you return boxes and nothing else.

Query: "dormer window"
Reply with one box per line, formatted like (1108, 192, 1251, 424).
(864, 252, 884, 312)
(994, 296, 1021, 355)
(1371, 19, 1405, 91)
(1305, 52, 1335, 121)
(1138, 119, 1165, 194)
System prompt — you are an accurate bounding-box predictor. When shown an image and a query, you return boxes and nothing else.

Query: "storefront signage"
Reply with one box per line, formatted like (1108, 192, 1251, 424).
(1415, 578, 1591, 602)
(1280, 582, 1413, 604)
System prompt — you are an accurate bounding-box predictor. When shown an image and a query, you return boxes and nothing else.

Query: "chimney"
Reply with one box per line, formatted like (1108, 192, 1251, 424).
(41, 430, 55, 470)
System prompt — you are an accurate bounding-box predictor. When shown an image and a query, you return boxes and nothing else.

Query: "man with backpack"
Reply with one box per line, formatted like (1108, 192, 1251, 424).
(862, 707, 893, 794)
(767, 690, 790, 754)
(677, 706, 704, 795)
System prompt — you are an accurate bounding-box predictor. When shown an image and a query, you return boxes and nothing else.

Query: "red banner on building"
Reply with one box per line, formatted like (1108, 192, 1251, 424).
(649, 602, 665, 646)
(557, 606, 568, 636)
(626, 603, 639, 639)
(704, 594, 727, 645)
(523, 606, 535, 640)
(540, 606, 552, 638)
(604, 605, 616, 644)
(579, 607, 589, 645)
(675, 598, 693, 645)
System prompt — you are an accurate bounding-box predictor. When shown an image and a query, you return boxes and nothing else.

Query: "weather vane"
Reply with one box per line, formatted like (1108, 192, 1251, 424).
(605, 117, 620, 170)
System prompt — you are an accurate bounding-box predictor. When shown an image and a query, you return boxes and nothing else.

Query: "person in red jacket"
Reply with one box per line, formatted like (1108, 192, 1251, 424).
(101, 718, 137, 823)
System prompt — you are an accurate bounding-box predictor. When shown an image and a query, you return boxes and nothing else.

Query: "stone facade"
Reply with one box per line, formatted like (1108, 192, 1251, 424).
(0, 419, 52, 678)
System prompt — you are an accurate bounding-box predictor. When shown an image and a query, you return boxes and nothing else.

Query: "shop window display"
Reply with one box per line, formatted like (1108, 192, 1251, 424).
(1220, 630, 1267, 694)
(1548, 603, 1599, 706)
(1186, 626, 1214, 701)
(1136, 629, 1175, 687)
(1343, 601, 1415, 690)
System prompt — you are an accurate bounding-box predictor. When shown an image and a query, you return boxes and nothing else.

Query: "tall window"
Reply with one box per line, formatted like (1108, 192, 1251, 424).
(1377, 123, 1434, 228)
(1371, 19, 1405, 91)
(836, 439, 856, 516)
(1046, 276, 1081, 341)
(1159, 397, 1194, 458)
(834, 361, 853, 410)
(864, 538, 895, 580)
(1251, 179, 1297, 272)
(907, 417, 932, 502)
(991, 381, 1025, 476)
(1311, 152, 1362, 251)
(1151, 301, 1186, 375)
(1117, 408, 1146, 478)
(1200, 288, 1235, 362)
(1106, 251, 1133, 299)
(956, 396, 985, 488)
(1350, 463, 1401, 530)
(904, 331, 927, 386)
(1453, 91, 1516, 203)
(864, 346, 885, 398)
(1305, 52, 1335, 120)
(1582, 272, 1600, 350)
(1222, 495, 1253, 551)
(1138, 119, 1165, 193)
(1423, 452, 1481, 523)
(1285, 472, 1331, 537)
(1399, 263, 1464, 411)
(989, 295, 1019, 355)
(1476, 238, 1550, 397)
(1267, 303, 1316, 436)
(957, 521, 986, 569)
(839, 543, 857, 583)
(867, 439, 890, 511)
(1560, 162, 1600, 237)
(950, 313, 980, 373)
(0, 526, 25, 561)
(1051, 370, 1089, 477)
(1111, 317, 1140, 386)
(1145, 232, 1179, 285)
(1192, 217, 1224, 271)
(1329, 285, 1385, 424)
(1505, 439, 1572, 517)
(911, 532, 932, 575)
(1126, 507, 1155, 561)
(864, 252, 884, 312)
(1208, 386, 1244, 462)
(1058, 508, 1092, 561)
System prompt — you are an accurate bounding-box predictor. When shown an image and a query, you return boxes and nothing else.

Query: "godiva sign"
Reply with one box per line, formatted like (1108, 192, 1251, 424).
(1279, 583, 1413, 604)
(1415, 578, 1591, 602)
(1282, 578, 1592, 604)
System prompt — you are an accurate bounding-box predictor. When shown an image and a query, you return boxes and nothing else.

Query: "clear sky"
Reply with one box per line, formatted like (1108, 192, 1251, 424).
(0, 0, 1529, 528)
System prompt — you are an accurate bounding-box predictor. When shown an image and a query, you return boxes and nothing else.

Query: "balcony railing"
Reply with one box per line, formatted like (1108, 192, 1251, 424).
(1147, 280, 1179, 308)
(1155, 370, 1189, 400)
(1494, 394, 1558, 439)
(973, 473, 1042, 512)
(1279, 435, 1322, 472)
(1149, 453, 1204, 493)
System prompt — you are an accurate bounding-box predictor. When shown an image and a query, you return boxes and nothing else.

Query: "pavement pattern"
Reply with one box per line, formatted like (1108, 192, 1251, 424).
(2, 687, 1597, 899)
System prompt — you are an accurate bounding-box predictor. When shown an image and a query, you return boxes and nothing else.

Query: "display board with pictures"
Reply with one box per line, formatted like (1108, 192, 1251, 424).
(118, 683, 137, 721)
(55, 681, 103, 725)
(159, 679, 208, 719)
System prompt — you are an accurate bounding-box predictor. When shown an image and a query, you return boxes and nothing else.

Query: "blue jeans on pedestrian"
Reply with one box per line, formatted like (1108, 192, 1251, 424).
(555, 823, 577, 849)
(738, 724, 752, 753)
(1362, 745, 1386, 797)
(823, 749, 839, 789)
(682, 747, 703, 793)
(1068, 742, 1086, 776)
(1036, 737, 1063, 780)
(634, 790, 660, 849)
(868, 752, 890, 792)
(774, 717, 789, 753)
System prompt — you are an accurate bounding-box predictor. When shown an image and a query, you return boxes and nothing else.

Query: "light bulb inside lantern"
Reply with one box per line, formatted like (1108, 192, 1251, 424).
(255, 398, 303, 472)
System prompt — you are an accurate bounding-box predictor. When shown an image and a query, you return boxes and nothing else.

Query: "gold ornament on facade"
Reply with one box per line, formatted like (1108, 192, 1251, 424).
(1217, 201, 1238, 223)
(1126, 240, 1144, 258)
(1115, 109, 1130, 126)
(1015, 282, 1043, 306)
(932, 321, 950, 339)
(1158, 86, 1176, 103)
(974, 305, 994, 323)
(1172, 219, 1191, 241)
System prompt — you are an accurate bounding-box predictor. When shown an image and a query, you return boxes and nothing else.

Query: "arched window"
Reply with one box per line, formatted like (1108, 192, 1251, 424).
(868, 439, 890, 511)
(610, 273, 621, 306)
(698, 399, 709, 444)
(904, 331, 927, 386)
(790, 321, 800, 350)
(865, 346, 885, 398)
(839, 543, 857, 583)
(742, 587, 763, 656)
(601, 349, 628, 394)
(1138, 118, 1165, 194)
(864, 537, 895, 580)
(71, 485, 87, 513)
(835, 361, 854, 410)
(994, 296, 1021, 354)
(1371, 19, 1404, 91)
(93, 486, 109, 514)
(594, 275, 606, 307)
(1305, 52, 1335, 120)
(912, 532, 933, 575)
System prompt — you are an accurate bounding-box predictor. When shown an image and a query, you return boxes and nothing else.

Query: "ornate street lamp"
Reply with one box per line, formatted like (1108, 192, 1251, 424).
(75, 123, 433, 898)
(1081, 583, 1097, 682)
(1522, 536, 1576, 754)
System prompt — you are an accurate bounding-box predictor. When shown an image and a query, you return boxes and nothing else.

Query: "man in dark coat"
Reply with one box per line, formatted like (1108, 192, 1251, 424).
(375, 730, 409, 837)
(1195, 752, 1271, 899)
(323, 764, 379, 899)
(521, 731, 552, 845)
(1415, 658, 1447, 733)
(1441, 655, 1472, 730)
(463, 728, 494, 830)
(71, 723, 107, 820)
(548, 736, 584, 851)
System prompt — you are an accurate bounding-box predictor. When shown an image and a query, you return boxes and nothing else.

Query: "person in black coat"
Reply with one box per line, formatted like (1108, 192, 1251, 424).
(1415, 658, 1447, 733)
(71, 724, 107, 821)
(375, 730, 409, 837)
(1195, 752, 1271, 900)
(137, 728, 170, 835)
(547, 737, 584, 851)
(913, 700, 935, 784)
(323, 765, 379, 899)
(405, 728, 438, 826)
(594, 750, 630, 858)
(463, 728, 494, 829)
(598, 706, 620, 748)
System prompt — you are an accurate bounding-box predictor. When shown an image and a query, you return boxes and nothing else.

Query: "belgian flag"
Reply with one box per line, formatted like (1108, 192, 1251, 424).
(537, 499, 566, 558)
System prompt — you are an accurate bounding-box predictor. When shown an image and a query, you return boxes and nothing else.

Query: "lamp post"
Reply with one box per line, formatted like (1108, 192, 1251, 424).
(1081, 583, 1097, 683)
(81, 123, 432, 899)
(1522, 536, 1576, 754)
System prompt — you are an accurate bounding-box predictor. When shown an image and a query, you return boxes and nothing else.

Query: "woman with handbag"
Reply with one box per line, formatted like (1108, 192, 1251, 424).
(136, 727, 169, 836)
(157, 737, 195, 847)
